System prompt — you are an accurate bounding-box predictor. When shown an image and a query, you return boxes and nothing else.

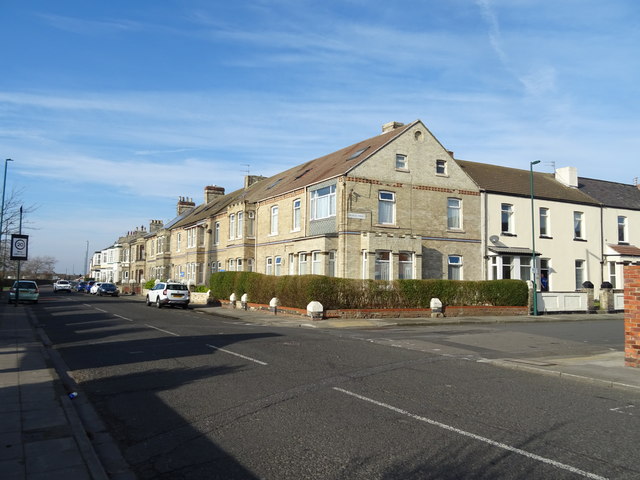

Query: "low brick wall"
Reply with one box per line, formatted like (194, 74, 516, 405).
(219, 300, 527, 319)
(326, 305, 527, 319)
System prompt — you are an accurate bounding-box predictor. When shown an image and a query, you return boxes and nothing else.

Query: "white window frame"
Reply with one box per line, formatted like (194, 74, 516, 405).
(299, 252, 308, 275)
(395, 154, 408, 170)
(362, 250, 368, 279)
(310, 185, 336, 220)
(447, 198, 462, 230)
(247, 211, 255, 237)
(237, 212, 243, 239)
(399, 252, 413, 280)
(378, 191, 395, 225)
(311, 251, 322, 275)
(436, 159, 447, 175)
(609, 261, 617, 288)
(448, 255, 463, 280)
(575, 259, 585, 289)
(374, 251, 391, 280)
(229, 214, 235, 240)
(266, 257, 273, 275)
(539, 207, 549, 237)
(328, 250, 336, 277)
(288, 253, 295, 275)
(292, 199, 301, 231)
(618, 216, 627, 243)
(275, 256, 282, 276)
(214, 222, 220, 245)
(574, 211, 584, 240)
(501, 204, 513, 234)
(270, 206, 279, 235)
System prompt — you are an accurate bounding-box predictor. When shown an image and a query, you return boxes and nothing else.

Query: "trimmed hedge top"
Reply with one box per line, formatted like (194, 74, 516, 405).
(209, 272, 528, 310)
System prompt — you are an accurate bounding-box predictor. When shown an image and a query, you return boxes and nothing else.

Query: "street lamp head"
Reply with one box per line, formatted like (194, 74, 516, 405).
(531, 160, 541, 166)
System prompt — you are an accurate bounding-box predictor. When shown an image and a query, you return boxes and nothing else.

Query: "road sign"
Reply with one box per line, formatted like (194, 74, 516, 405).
(10, 234, 29, 260)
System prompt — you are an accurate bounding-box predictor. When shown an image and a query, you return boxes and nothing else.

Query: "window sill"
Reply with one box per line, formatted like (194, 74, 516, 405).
(539, 235, 553, 239)
(374, 224, 399, 229)
(573, 238, 587, 242)
(501, 232, 517, 237)
(395, 168, 410, 173)
(447, 229, 465, 234)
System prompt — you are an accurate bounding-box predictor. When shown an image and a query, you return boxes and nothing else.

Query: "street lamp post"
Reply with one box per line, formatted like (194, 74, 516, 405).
(530, 160, 541, 316)
(0, 158, 14, 246)
(0, 159, 14, 281)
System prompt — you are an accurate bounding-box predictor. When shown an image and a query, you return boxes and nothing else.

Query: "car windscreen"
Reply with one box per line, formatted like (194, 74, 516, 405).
(167, 284, 188, 291)
(16, 282, 37, 288)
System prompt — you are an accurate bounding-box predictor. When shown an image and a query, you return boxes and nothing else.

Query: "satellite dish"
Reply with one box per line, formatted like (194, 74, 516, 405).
(489, 235, 499, 244)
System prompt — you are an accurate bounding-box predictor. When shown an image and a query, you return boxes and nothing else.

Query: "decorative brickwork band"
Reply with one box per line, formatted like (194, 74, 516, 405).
(623, 265, 640, 368)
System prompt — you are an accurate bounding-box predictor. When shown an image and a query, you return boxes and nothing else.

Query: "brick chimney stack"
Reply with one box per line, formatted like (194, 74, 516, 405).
(177, 196, 195, 215)
(204, 185, 225, 203)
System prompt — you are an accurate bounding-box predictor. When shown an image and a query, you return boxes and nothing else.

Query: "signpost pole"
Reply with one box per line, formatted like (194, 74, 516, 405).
(14, 207, 22, 306)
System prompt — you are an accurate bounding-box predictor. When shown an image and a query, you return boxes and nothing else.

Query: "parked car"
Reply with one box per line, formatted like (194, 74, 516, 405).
(89, 282, 102, 294)
(53, 279, 72, 293)
(146, 282, 190, 308)
(84, 281, 95, 293)
(75, 281, 87, 292)
(97, 282, 119, 297)
(8, 280, 39, 304)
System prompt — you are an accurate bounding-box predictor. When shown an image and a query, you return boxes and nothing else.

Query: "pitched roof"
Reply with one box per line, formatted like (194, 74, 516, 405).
(172, 121, 418, 228)
(455, 160, 599, 205)
(608, 244, 640, 256)
(242, 121, 417, 203)
(578, 177, 640, 210)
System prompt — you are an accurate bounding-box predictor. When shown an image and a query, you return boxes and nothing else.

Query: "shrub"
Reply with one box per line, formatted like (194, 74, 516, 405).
(208, 272, 528, 309)
(144, 279, 156, 290)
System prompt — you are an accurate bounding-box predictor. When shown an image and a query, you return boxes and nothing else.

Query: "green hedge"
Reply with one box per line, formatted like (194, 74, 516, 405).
(209, 273, 528, 310)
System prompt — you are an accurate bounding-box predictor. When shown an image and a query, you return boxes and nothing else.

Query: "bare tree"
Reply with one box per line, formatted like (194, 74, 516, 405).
(0, 187, 38, 281)
(21, 255, 56, 279)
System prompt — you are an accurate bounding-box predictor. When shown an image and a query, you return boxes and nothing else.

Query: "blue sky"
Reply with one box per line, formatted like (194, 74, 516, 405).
(2, 0, 639, 275)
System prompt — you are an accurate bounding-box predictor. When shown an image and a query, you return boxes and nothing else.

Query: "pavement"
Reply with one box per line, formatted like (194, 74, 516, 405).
(0, 295, 638, 479)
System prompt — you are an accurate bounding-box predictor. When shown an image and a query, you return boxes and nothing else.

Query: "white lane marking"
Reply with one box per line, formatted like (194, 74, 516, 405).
(113, 314, 133, 322)
(144, 324, 180, 337)
(333, 387, 608, 480)
(610, 405, 634, 416)
(206, 344, 268, 366)
(94, 308, 107, 313)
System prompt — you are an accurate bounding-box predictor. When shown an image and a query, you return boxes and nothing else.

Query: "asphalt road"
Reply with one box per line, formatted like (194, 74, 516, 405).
(35, 289, 639, 479)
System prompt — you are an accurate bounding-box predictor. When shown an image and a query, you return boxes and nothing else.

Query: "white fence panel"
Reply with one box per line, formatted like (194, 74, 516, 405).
(614, 292, 625, 311)
(537, 292, 588, 313)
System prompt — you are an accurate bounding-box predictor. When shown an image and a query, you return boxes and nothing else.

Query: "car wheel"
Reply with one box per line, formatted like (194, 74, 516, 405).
(146, 296, 151, 306)
(156, 297, 162, 308)
(182, 304, 188, 309)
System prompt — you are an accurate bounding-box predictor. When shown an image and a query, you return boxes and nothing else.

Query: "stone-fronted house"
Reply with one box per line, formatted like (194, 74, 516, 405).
(242, 120, 482, 280)
(162, 120, 482, 283)
(456, 161, 603, 293)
